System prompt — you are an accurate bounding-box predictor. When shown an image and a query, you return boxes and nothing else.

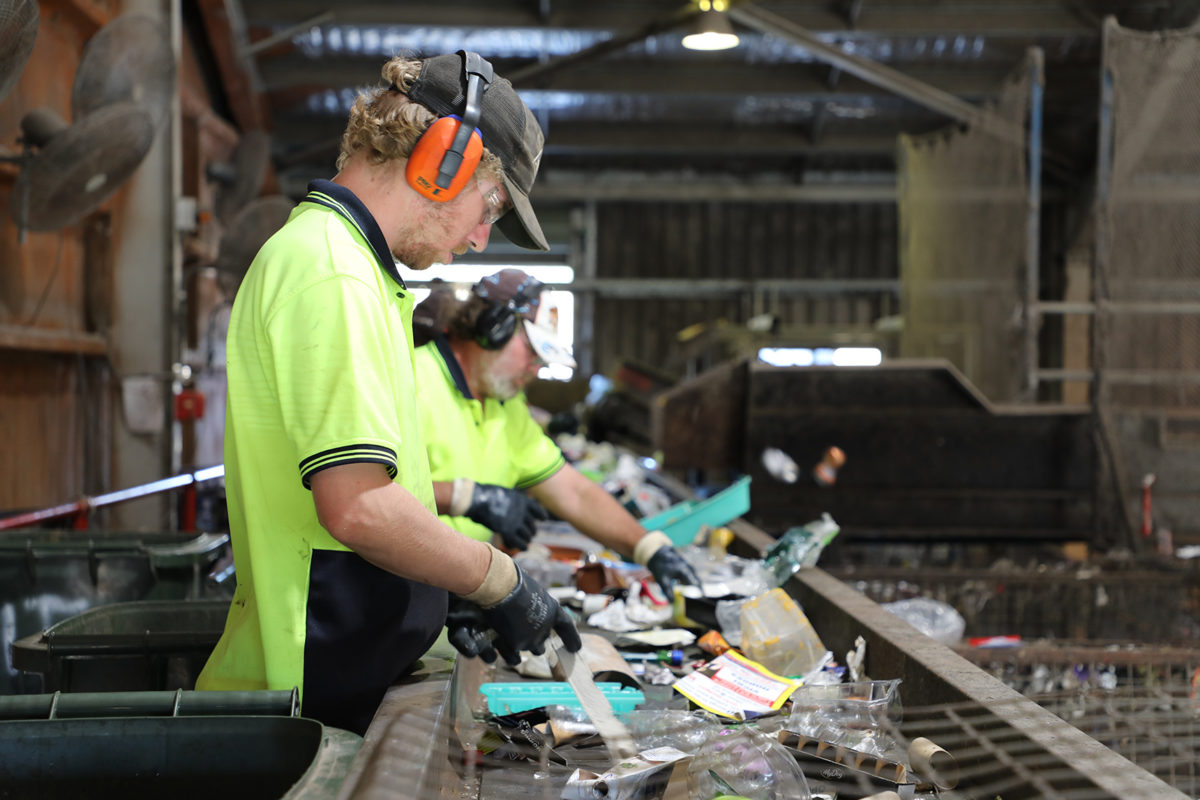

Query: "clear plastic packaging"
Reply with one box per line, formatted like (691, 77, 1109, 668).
(739, 588, 826, 677)
(624, 709, 722, 754)
(680, 546, 772, 599)
(699, 726, 811, 800)
(786, 679, 904, 761)
(881, 597, 966, 646)
(622, 711, 810, 800)
(714, 598, 745, 646)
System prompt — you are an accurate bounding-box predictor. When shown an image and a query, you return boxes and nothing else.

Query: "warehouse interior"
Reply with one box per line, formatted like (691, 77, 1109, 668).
(2, 0, 1200, 798)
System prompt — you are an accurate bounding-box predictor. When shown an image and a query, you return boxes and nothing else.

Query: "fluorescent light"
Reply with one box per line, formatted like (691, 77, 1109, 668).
(682, 9, 739, 51)
(758, 346, 882, 367)
(832, 347, 883, 366)
(758, 347, 814, 367)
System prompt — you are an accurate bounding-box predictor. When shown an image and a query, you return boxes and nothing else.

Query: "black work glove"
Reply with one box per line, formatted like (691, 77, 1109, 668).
(446, 597, 499, 663)
(465, 483, 549, 551)
(446, 565, 581, 666)
(646, 545, 701, 596)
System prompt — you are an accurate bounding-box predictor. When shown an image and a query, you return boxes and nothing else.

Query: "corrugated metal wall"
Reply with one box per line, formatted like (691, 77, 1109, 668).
(587, 201, 899, 378)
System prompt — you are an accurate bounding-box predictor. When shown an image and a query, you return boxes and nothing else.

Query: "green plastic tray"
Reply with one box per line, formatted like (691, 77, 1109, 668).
(639, 476, 751, 546)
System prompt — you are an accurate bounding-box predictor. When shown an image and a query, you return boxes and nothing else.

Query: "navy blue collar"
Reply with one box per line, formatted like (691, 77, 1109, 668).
(303, 179, 406, 289)
(432, 334, 474, 400)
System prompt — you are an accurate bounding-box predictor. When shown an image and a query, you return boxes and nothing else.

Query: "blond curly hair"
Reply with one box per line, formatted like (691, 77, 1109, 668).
(337, 56, 504, 189)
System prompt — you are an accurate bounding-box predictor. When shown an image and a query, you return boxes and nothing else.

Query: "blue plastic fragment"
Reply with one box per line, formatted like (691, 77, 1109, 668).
(478, 681, 645, 715)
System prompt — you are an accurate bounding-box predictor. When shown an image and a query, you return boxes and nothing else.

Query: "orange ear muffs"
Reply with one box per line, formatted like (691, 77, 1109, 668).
(406, 115, 483, 202)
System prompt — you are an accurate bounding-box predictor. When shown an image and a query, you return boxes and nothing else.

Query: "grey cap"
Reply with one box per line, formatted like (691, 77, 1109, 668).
(408, 52, 549, 251)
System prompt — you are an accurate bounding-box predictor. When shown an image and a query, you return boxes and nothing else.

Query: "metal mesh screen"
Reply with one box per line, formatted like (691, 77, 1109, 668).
(959, 646, 1200, 797)
(1098, 19, 1200, 408)
(840, 566, 1190, 642)
(897, 52, 1039, 403)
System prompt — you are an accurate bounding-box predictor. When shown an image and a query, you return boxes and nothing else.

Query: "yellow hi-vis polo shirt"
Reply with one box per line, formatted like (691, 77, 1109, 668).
(197, 180, 443, 736)
(415, 335, 565, 541)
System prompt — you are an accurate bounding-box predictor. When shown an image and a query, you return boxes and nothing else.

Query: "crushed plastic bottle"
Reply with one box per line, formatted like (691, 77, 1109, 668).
(762, 513, 840, 586)
(761, 447, 800, 484)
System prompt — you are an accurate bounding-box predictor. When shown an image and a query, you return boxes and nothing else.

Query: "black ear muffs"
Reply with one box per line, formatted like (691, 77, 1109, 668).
(405, 51, 495, 202)
(471, 272, 546, 350)
(473, 299, 519, 350)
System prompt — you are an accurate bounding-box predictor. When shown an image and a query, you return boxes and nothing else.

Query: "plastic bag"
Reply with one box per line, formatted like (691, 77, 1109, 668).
(882, 596, 966, 646)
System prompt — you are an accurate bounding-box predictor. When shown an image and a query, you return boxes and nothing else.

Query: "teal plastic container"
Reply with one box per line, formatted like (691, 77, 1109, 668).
(639, 476, 752, 546)
(479, 681, 645, 715)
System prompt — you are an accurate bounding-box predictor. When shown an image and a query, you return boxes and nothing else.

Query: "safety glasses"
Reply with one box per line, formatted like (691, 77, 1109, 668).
(479, 184, 511, 226)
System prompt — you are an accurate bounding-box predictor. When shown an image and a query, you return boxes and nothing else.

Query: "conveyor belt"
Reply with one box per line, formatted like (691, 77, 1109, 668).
(335, 517, 1189, 800)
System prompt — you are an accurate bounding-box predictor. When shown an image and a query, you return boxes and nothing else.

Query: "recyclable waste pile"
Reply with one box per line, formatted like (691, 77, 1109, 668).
(463, 450, 958, 799)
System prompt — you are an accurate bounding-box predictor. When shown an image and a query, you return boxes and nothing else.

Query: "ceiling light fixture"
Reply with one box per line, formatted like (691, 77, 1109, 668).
(682, 0, 740, 51)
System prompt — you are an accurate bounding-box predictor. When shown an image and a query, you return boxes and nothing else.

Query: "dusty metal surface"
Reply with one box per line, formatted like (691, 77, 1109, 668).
(957, 641, 1200, 670)
(335, 656, 458, 800)
(788, 568, 1187, 799)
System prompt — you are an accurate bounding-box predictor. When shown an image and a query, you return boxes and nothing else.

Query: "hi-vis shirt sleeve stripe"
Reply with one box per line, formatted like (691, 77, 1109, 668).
(514, 453, 566, 490)
(299, 443, 398, 489)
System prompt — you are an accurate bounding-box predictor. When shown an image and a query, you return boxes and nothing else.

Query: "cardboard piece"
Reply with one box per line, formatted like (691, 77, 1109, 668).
(576, 562, 651, 594)
(777, 729, 913, 786)
(907, 736, 959, 789)
(577, 632, 642, 690)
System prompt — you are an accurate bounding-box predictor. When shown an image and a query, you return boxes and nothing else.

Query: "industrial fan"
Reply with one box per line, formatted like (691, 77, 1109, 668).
(71, 12, 174, 130)
(7, 12, 176, 233)
(10, 104, 154, 231)
(0, 0, 38, 106)
(214, 195, 293, 291)
(211, 130, 272, 224)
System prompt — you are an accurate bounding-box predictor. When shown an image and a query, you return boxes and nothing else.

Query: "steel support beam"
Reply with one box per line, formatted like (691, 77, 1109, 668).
(197, 0, 270, 130)
(729, 4, 1025, 147)
(397, 277, 899, 299)
(272, 117, 903, 157)
(257, 55, 1017, 98)
(559, 277, 899, 297)
(1023, 49, 1044, 400)
(507, 2, 700, 87)
(240, 1, 1092, 38)
(531, 180, 897, 203)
